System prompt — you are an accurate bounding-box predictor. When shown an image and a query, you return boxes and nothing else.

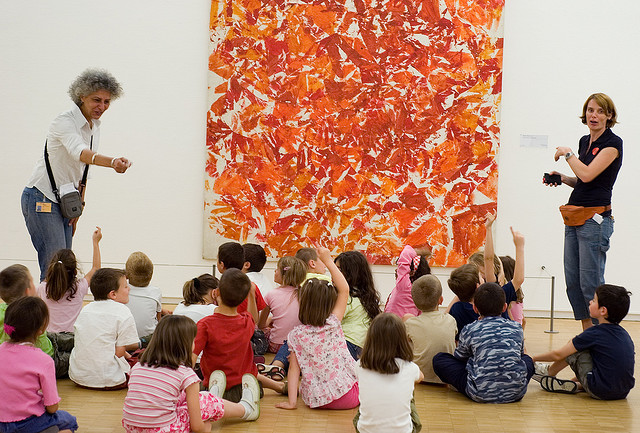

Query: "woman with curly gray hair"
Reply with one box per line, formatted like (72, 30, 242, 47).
(21, 68, 132, 281)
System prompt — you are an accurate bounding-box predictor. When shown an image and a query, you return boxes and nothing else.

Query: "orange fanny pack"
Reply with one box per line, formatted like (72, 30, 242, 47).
(559, 205, 611, 226)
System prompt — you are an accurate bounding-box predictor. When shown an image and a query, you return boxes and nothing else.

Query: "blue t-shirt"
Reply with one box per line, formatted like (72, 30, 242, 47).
(449, 281, 518, 338)
(455, 316, 528, 403)
(572, 322, 635, 400)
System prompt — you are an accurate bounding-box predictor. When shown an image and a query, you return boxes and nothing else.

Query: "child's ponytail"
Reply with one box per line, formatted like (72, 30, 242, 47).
(182, 274, 218, 306)
(45, 249, 78, 301)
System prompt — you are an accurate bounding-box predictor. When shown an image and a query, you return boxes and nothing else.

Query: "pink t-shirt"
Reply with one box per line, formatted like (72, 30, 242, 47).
(287, 314, 357, 408)
(122, 364, 200, 428)
(37, 278, 90, 333)
(0, 342, 60, 422)
(263, 286, 301, 345)
(385, 246, 420, 318)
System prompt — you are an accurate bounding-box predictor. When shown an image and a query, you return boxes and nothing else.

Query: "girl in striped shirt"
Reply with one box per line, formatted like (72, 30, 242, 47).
(122, 315, 260, 433)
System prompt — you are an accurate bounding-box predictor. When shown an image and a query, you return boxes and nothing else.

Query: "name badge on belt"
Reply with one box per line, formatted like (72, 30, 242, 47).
(36, 202, 52, 213)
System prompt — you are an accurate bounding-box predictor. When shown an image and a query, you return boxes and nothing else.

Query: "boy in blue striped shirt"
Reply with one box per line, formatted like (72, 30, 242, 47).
(433, 282, 535, 403)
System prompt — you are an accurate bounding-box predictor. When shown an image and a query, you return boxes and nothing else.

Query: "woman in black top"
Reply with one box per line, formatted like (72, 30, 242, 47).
(547, 93, 622, 330)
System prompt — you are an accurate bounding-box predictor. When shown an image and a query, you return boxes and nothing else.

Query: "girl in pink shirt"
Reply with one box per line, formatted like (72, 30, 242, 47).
(37, 226, 102, 333)
(258, 256, 306, 353)
(275, 247, 359, 410)
(257, 256, 306, 381)
(122, 315, 260, 433)
(384, 244, 432, 318)
(0, 297, 78, 432)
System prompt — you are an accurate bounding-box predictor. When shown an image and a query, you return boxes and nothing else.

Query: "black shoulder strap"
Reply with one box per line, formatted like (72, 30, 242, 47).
(44, 136, 92, 198)
(44, 140, 61, 203)
(79, 136, 92, 187)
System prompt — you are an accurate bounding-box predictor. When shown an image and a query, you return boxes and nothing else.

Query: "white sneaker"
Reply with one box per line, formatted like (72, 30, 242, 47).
(208, 370, 226, 397)
(240, 374, 260, 421)
(532, 362, 549, 383)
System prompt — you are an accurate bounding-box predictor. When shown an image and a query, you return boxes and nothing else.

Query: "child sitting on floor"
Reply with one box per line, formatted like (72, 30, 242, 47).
(125, 251, 164, 341)
(335, 250, 381, 360)
(257, 256, 306, 381)
(385, 243, 432, 318)
(193, 268, 285, 402)
(36, 227, 102, 377)
(276, 247, 359, 410)
(244, 243, 276, 296)
(0, 297, 78, 433)
(433, 283, 534, 403)
(404, 275, 456, 384)
(295, 247, 331, 282)
(1, 264, 53, 356)
(173, 274, 218, 324)
(122, 315, 260, 433)
(533, 284, 634, 400)
(69, 268, 140, 389)
(355, 313, 423, 433)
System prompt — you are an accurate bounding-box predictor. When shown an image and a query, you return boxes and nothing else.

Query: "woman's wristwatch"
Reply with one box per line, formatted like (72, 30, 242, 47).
(564, 151, 574, 160)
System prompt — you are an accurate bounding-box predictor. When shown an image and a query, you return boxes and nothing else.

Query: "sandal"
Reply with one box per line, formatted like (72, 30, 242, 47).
(540, 376, 578, 394)
(256, 363, 285, 381)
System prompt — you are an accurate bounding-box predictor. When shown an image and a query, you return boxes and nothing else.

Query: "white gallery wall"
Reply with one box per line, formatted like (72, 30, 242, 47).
(1, 0, 639, 317)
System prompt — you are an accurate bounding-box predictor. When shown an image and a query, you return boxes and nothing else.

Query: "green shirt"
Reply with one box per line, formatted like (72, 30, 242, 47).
(0, 302, 54, 356)
(341, 296, 370, 347)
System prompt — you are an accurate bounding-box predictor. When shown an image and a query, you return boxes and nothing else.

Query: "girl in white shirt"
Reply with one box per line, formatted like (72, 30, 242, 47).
(172, 274, 218, 324)
(355, 313, 424, 433)
(122, 315, 260, 433)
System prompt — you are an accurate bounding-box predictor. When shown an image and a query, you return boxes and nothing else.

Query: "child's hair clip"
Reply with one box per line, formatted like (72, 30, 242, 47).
(3, 323, 15, 336)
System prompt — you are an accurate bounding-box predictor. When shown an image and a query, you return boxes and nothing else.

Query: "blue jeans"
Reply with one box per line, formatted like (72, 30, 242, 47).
(273, 340, 290, 371)
(564, 216, 614, 320)
(0, 410, 78, 433)
(21, 187, 72, 282)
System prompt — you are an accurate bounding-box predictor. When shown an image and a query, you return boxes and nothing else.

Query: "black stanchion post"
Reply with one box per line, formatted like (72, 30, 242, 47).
(542, 267, 559, 334)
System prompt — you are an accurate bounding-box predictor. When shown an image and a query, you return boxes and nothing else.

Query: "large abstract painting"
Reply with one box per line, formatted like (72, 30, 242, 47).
(204, 0, 504, 266)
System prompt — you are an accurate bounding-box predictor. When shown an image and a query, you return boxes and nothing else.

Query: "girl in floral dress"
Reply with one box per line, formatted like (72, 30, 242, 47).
(275, 247, 359, 410)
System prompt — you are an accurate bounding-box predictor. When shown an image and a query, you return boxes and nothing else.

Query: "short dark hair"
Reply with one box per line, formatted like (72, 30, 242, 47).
(473, 283, 505, 317)
(218, 268, 251, 307)
(448, 264, 479, 302)
(360, 313, 413, 374)
(295, 248, 317, 269)
(90, 268, 126, 300)
(0, 264, 32, 303)
(182, 274, 218, 306)
(218, 242, 245, 270)
(125, 251, 154, 287)
(411, 275, 442, 311)
(243, 244, 267, 272)
(596, 284, 631, 324)
(4, 296, 49, 343)
(298, 278, 337, 326)
(140, 315, 197, 369)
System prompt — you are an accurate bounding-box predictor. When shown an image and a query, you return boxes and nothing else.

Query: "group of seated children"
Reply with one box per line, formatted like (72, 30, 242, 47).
(0, 216, 636, 433)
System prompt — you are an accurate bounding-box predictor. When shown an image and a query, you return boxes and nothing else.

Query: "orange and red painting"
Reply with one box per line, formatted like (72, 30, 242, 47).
(204, 0, 504, 266)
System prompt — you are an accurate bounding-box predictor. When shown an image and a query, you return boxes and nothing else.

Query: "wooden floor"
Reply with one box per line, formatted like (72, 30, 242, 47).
(57, 318, 640, 433)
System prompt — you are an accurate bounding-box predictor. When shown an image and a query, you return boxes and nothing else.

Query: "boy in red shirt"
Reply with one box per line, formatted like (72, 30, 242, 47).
(194, 268, 285, 402)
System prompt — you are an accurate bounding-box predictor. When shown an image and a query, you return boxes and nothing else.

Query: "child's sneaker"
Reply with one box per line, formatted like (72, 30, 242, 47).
(239, 374, 260, 421)
(532, 362, 549, 383)
(208, 370, 226, 398)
